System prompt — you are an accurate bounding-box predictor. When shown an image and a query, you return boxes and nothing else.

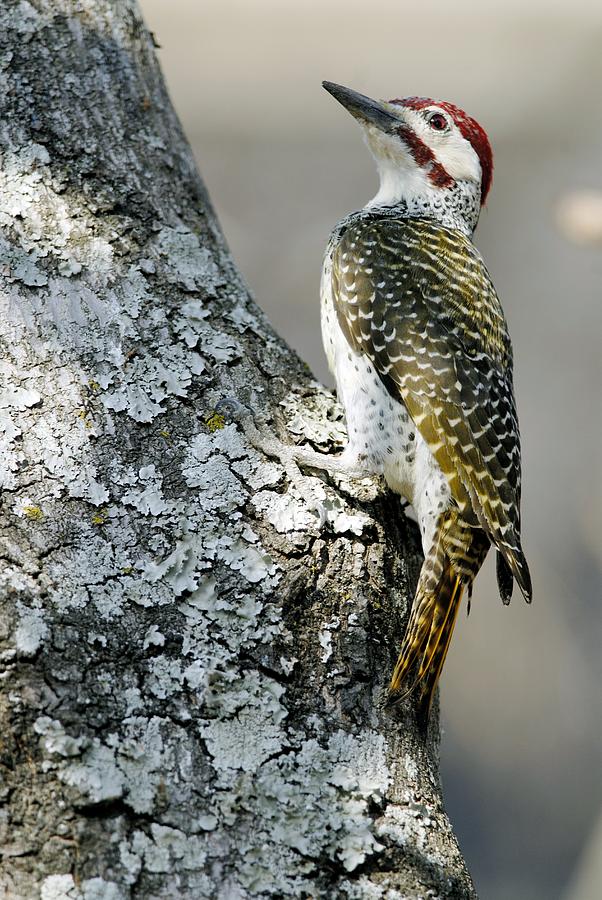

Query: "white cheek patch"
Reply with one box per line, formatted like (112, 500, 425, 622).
(402, 108, 482, 185)
(430, 131, 481, 183)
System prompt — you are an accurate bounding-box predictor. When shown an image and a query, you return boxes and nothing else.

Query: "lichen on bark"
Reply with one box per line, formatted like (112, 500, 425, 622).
(0, 2, 476, 898)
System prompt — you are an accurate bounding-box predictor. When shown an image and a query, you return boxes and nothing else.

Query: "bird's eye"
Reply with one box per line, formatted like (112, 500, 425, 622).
(428, 112, 448, 132)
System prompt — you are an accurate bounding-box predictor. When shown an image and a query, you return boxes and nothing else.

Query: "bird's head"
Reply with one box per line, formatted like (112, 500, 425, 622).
(323, 81, 493, 229)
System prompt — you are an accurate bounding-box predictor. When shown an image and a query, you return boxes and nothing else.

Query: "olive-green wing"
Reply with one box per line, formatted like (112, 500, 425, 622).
(331, 215, 531, 599)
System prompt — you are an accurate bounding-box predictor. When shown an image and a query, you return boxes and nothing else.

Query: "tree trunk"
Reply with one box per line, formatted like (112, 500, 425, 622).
(0, 2, 476, 898)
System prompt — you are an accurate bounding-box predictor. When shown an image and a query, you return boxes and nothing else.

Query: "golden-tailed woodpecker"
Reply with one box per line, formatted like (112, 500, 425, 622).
(318, 82, 532, 723)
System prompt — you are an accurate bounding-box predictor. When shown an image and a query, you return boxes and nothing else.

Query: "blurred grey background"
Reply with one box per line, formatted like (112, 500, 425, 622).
(140, 2, 602, 898)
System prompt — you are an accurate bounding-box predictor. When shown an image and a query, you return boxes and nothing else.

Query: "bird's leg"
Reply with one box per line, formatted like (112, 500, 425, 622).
(216, 397, 370, 482)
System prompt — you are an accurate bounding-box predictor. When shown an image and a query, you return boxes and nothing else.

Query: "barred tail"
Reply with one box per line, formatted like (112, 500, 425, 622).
(388, 559, 464, 727)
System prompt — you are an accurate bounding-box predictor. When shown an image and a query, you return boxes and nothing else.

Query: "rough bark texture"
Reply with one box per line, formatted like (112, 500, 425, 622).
(0, 2, 476, 898)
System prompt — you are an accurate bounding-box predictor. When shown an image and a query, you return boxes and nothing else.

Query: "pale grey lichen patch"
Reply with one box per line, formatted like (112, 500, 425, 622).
(34, 716, 124, 803)
(119, 826, 213, 895)
(203, 682, 284, 756)
(13, 495, 44, 519)
(197, 327, 240, 364)
(146, 655, 184, 700)
(0, 355, 103, 494)
(174, 298, 210, 347)
(14, 601, 50, 655)
(60, 740, 125, 805)
(208, 728, 390, 891)
(219, 535, 278, 584)
(41, 873, 128, 900)
(40, 874, 81, 900)
(0, 0, 41, 35)
(340, 879, 388, 899)
(0, 381, 41, 411)
(101, 343, 206, 423)
(115, 445, 284, 618)
(231, 452, 282, 491)
(318, 617, 341, 664)
(175, 301, 242, 364)
(45, 531, 123, 612)
(80, 879, 127, 900)
(0, 146, 114, 278)
(252, 490, 319, 536)
(177, 575, 216, 622)
(281, 384, 347, 449)
(71, 476, 110, 506)
(114, 716, 174, 815)
(155, 225, 221, 294)
(121, 464, 168, 516)
(183, 424, 282, 496)
(226, 301, 267, 336)
(253, 478, 370, 538)
(143, 624, 166, 650)
(5, 246, 48, 286)
(0, 208, 224, 425)
(35, 715, 190, 818)
(317, 491, 371, 536)
(202, 705, 285, 775)
(206, 671, 287, 722)
(34, 717, 89, 759)
(143, 532, 214, 595)
(328, 730, 390, 800)
(186, 455, 248, 513)
(188, 422, 249, 462)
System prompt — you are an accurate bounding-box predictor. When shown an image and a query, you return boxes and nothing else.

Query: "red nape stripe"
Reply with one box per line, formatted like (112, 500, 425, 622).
(396, 125, 454, 190)
(391, 96, 493, 203)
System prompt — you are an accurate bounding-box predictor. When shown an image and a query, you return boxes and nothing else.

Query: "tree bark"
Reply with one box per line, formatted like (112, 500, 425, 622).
(0, 2, 476, 898)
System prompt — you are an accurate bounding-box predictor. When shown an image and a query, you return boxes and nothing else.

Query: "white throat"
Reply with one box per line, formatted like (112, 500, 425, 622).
(362, 126, 483, 236)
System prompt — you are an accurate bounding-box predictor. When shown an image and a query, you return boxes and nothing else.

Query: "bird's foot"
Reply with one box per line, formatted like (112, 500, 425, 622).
(215, 396, 369, 482)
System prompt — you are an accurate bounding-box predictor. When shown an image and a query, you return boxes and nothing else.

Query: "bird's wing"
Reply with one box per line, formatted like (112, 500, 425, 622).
(331, 215, 531, 599)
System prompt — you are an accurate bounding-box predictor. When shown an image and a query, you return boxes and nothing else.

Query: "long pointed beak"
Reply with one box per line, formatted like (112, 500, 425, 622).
(322, 81, 400, 132)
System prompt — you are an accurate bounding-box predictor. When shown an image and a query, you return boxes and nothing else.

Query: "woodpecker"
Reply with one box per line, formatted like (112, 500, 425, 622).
(316, 81, 532, 725)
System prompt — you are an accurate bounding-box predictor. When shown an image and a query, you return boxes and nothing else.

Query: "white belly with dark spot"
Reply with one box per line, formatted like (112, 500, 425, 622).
(321, 261, 451, 552)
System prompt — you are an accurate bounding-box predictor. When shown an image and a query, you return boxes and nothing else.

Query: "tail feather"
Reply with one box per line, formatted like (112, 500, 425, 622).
(419, 572, 463, 684)
(416, 575, 463, 726)
(389, 560, 465, 720)
(496, 550, 514, 605)
(498, 541, 532, 603)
